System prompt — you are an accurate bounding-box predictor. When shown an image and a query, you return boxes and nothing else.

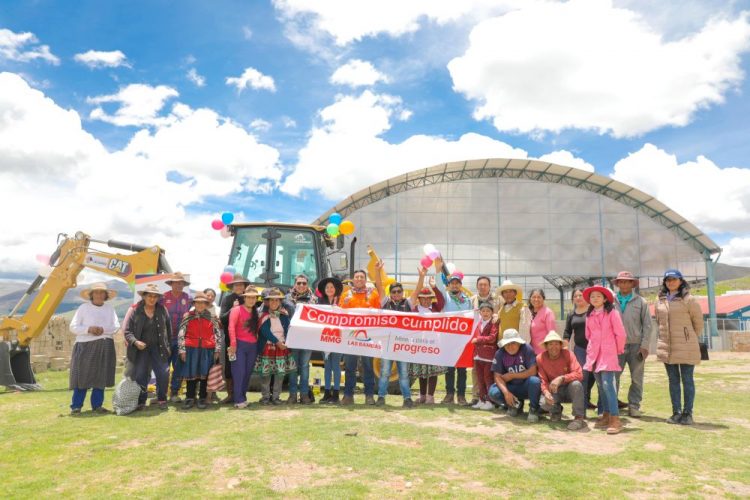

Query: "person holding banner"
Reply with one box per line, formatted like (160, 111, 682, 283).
(373, 260, 414, 408)
(408, 268, 447, 405)
(255, 288, 296, 405)
(487, 328, 542, 422)
(317, 277, 343, 404)
(284, 274, 317, 405)
(433, 257, 472, 405)
(339, 269, 380, 406)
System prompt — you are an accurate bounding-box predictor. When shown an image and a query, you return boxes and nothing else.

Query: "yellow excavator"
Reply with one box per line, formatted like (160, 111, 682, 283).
(0, 232, 171, 390)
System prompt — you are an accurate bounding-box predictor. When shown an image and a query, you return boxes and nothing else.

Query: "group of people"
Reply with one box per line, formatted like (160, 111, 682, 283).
(67, 262, 705, 432)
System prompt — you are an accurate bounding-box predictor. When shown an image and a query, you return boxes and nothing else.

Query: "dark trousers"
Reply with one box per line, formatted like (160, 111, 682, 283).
(168, 343, 181, 395)
(133, 344, 169, 405)
(344, 355, 375, 397)
(186, 379, 208, 400)
(445, 367, 467, 397)
(231, 340, 258, 404)
(473, 360, 493, 401)
(573, 344, 596, 405)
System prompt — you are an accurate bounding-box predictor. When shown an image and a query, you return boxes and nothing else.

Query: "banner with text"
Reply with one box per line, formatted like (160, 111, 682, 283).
(287, 305, 479, 368)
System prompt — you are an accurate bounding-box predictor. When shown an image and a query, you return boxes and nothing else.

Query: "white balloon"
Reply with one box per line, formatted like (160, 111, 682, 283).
(423, 243, 437, 256)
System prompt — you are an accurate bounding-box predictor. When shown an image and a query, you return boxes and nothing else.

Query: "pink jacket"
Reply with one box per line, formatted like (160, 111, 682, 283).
(530, 306, 556, 355)
(584, 308, 626, 373)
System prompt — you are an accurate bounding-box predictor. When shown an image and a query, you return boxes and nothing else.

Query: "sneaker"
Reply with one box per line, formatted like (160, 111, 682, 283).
(628, 407, 643, 418)
(471, 400, 483, 409)
(341, 395, 354, 406)
(271, 398, 282, 405)
(365, 395, 376, 406)
(479, 401, 494, 411)
(424, 395, 435, 404)
(441, 393, 455, 404)
(259, 397, 271, 405)
(158, 401, 168, 411)
(680, 412, 694, 425)
(468, 398, 480, 407)
(70, 408, 82, 415)
(169, 395, 182, 403)
(567, 418, 588, 431)
(416, 395, 426, 405)
(376, 397, 386, 407)
(234, 402, 248, 409)
(594, 413, 611, 429)
(607, 416, 623, 434)
(507, 406, 520, 417)
(617, 399, 628, 409)
(197, 400, 208, 410)
(666, 412, 682, 425)
(183, 399, 195, 410)
(403, 399, 414, 408)
(527, 411, 540, 423)
(550, 412, 562, 422)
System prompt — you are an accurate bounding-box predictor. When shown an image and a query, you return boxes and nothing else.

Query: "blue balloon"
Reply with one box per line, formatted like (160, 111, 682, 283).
(329, 212, 342, 225)
(221, 212, 234, 225)
(224, 265, 236, 274)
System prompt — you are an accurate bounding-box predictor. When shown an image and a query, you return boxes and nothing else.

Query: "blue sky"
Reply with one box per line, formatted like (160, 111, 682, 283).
(2, 0, 750, 286)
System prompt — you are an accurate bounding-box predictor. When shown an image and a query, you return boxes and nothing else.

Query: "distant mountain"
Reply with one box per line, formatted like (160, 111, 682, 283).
(0, 279, 136, 317)
(715, 262, 750, 282)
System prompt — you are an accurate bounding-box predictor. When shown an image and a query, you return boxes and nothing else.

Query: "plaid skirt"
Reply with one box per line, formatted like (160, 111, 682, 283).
(408, 363, 448, 379)
(69, 338, 116, 390)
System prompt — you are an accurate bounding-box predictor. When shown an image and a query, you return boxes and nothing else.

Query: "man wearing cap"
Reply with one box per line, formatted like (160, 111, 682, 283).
(496, 280, 531, 342)
(433, 257, 472, 405)
(219, 273, 250, 404)
(284, 274, 318, 404)
(124, 284, 173, 410)
(612, 271, 653, 418)
(487, 329, 542, 422)
(163, 272, 192, 402)
(536, 331, 587, 430)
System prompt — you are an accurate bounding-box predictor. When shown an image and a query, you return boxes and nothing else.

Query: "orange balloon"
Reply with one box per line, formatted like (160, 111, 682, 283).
(339, 220, 355, 235)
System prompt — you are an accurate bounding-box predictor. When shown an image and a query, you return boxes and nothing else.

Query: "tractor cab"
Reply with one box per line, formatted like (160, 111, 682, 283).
(226, 223, 349, 292)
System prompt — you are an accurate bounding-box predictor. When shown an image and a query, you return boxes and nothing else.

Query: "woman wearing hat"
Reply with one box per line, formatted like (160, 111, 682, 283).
(124, 284, 172, 410)
(219, 273, 250, 404)
(254, 288, 296, 404)
(408, 268, 447, 404)
(655, 269, 703, 425)
(68, 283, 120, 414)
(228, 285, 261, 408)
(317, 277, 343, 404)
(582, 286, 626, 434)
(177, 292, 223, 409)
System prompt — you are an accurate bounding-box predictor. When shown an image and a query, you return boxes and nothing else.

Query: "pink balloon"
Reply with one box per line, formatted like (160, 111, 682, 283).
(35, 254, 50, 265)
(220, 227, 231, 239)
(427, 250, 440, 260)
(220, 272, 233, 284)
(420, 255, 433, 268)
(211, 219, 225, 230)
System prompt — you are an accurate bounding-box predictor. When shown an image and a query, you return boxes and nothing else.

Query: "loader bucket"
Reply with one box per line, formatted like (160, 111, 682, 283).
(0, 341, 41, 391)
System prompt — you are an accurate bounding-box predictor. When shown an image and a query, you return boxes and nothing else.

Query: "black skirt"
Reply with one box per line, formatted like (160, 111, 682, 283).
(69, 338, 116, 389)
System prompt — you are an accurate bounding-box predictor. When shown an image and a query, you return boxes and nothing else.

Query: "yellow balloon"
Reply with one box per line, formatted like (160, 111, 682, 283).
(339, 220, 355, 235)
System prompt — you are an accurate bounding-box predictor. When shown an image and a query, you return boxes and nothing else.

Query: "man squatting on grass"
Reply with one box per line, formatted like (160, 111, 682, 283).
(92, 269, 699, 431)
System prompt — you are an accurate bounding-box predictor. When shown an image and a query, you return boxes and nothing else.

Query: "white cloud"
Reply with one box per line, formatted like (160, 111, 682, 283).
(0, 28, 59, 64)
(187, 68, 206, 87)
(330, 59, 389, 87)
(250, 118, 272, 131)
(612, 143, 750, 234)
(722, 237, 750, 267)
(0, 72, 283, 289)
(448, 1, 750, 137)
(226, 67, 276, 92)
(281, 90, 529, 199)
(273, 0, 518, 46)
(281, 116, 297, 128)
(87, 84, 179, 127)
(537, 150, 595, 172)
(242, 26, 253, 39)
(73, 49, 130, 68)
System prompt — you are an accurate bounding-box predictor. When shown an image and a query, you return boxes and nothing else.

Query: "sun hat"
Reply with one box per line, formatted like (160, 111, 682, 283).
(80, 282, 117, 301)
(227, 273, 250, 286)
(261, 287, 285, 300)
(496, 280, 523, 296)
(242, 285, 260, 298)
(541, 331, 564, 345)
(165, 272, 191, 285)
(316, 277, 343, 298)
(499, 328, 526, 347)
(663, 269, 683, 280)
(138, 283, 164, 297)
(191, 291, 211, 303)
(583, 286, 614, 304)
(612, 271, 638, 284)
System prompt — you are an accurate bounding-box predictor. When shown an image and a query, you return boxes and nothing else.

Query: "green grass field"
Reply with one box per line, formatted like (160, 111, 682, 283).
(2, 354, 750, 499)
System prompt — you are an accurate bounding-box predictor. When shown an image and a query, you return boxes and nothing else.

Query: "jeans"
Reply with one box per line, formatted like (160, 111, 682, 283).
(133, 344, 170, 405)
(71, 387, 104, 410)
(665, 363, 696, 414)
(344, 355, 375, 397)
(595, 371, 619, 416)
(377, 359, 411, 399)
(539, 380, 585, 417)
(573, 344, 596, 405)
(445, 367, 467, 397)
(616, 343, 646, 409)
(288, 349, 312, 396)
(324, 352, 343, 390)
(231, 340, 258, 404)
(488, 376, 542, 412)
(169, 343, 181, 395)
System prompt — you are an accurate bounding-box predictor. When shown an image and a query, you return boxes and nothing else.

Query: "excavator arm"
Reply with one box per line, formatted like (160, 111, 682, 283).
(1, 231, 171, 390)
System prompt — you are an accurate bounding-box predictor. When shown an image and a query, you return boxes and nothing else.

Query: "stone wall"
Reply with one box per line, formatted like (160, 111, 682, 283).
(731, 332, 750, 352)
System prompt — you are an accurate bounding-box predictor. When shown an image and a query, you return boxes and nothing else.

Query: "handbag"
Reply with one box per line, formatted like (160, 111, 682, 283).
(207, 362, 226, 392)
(699, 342, 709, 361)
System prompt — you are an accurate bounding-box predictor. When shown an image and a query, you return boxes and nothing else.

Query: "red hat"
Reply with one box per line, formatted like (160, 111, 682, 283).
(583, 286, 614, 304)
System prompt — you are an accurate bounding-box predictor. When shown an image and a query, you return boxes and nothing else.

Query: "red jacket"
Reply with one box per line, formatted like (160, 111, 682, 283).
(183, 316, 217, 349)
(473, 320, 498, 360)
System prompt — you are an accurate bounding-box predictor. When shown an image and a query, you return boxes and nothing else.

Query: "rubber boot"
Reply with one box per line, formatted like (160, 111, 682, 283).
(594, 412, 611, 430)
(607, 415, 623, 434)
